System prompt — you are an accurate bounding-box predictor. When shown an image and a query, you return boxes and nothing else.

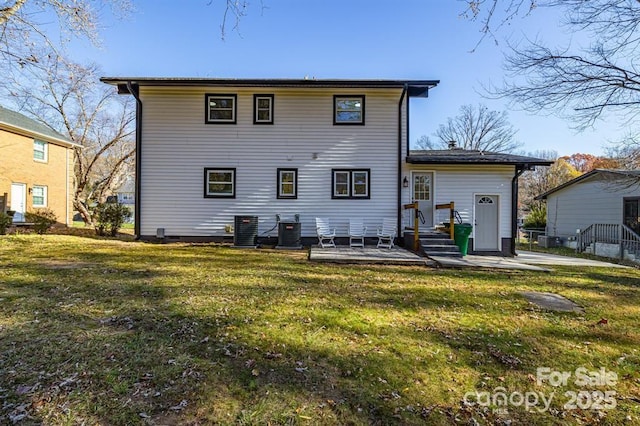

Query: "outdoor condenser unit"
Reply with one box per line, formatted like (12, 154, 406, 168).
(538, 235, 560, 248)
(234, 215, 258, 247)
(277, 220, 302, 249)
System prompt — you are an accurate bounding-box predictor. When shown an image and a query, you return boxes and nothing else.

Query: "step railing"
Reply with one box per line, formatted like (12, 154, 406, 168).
(576, 223, 640, 260)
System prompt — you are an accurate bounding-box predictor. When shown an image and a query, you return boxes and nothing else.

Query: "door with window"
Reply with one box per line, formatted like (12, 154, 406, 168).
(412, 172, 434, 227)
(474, 195, 499, 251)
(10, 183, 26, 222)
(624, 198, 640, 234)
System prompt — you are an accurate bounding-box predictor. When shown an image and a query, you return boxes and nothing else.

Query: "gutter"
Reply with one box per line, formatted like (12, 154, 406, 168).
(126, 81, 142, 240)
(397, 84, 408, 238)
(511, 165, 527, 256)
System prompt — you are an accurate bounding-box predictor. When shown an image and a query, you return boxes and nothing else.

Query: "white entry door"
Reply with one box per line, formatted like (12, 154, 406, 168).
(11, 183, 26, 222)
(474, 195, 499, 251)
(412, 172, 434, 227)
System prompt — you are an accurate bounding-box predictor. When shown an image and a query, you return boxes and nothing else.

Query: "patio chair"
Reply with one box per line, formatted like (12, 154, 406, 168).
(349, 219, 367, 248)
(377, 218, 397, 249)
(315, 217, 336, 248)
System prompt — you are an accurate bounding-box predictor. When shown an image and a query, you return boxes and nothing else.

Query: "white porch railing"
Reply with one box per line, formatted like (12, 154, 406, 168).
(576, 223, 640, 260)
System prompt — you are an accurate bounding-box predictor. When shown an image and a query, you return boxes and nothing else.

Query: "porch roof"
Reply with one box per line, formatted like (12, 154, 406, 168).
(407, 149, 553, 166)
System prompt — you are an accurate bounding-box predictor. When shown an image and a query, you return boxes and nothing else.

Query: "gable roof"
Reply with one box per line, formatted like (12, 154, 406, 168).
(407, 149, 553, 166)
(535, 169, 640, 200)
(100, 77, 440, 97)
(0, 105, 78, 147)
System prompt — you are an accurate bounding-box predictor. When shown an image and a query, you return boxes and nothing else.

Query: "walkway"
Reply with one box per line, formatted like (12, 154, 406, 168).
(515, 251, 629, 268)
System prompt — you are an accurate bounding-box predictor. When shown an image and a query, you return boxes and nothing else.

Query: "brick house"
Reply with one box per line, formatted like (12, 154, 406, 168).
(0, 106, 78, 225)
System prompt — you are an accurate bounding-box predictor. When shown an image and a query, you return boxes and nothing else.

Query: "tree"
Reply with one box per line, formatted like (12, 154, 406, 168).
(2, 54, 135, 224)
(560, 153, 621, 173)
(414, 135, 437, 150)
(0, 0, 132, 70)
(465, 1, 640, 136)
(518, 150, 581, 212)
(429, 104, 520, 152)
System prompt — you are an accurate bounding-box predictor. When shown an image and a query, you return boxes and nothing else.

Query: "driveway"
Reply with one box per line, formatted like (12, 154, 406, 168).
(516, 250, 630, 268)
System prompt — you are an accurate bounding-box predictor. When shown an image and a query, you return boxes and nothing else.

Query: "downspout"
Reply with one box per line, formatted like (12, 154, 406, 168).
(511, 165, 527, 256)
(397, 84, 408, 239)
(126, 81, 142, 240)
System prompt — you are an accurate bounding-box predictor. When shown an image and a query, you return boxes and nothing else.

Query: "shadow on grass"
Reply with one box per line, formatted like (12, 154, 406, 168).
(1, 236, 638, 424)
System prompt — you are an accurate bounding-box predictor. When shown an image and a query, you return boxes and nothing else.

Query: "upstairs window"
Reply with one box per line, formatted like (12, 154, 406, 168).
(32, 185, 47, 207)
(277, 168, 297, 199)
(332, 169, 370, 199)
(254, 94, 274, 124)
(205, 94, 237, 124)
(204, 168, 236, 198)
(334, 95, 365, 125)
(34, 140, 48, 162)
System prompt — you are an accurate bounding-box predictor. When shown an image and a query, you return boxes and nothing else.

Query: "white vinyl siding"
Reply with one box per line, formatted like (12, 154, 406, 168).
(545, 176, 640, 238)
(402, 164, 513, 239)
(139, 87, 403, 238)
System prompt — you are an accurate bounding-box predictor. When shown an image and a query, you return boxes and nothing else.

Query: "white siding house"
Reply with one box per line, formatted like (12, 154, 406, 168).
(100, 77, 551, 256)
(99, 79, 441, 242)
(536, 169, 640, 240)
(403, 150, 551, 255)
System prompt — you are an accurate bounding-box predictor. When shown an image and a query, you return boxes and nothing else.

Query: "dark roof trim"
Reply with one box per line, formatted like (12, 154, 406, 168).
(535, 169, 640, 200)
(406, 149, 554, 166)
(101, 77, 439, 92)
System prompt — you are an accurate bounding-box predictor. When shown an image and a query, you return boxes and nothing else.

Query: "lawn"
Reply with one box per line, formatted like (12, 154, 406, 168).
(0, 235, 639, 425)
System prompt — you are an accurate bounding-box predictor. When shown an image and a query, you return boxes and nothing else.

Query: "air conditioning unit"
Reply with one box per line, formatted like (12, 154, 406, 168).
(277, 221, 302, 249)
(538, 235, 560, 248)
(234, 216, 258, 247)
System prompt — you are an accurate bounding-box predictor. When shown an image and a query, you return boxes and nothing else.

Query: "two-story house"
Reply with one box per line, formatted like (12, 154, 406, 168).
(100, 77, 550, 255)
(0, 106, 77, 225)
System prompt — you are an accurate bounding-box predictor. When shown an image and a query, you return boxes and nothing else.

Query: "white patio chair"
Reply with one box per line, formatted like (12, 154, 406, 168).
(349, 219, 367, 248)
(315, 217, 336, 248)
(377, 218, 397, 249)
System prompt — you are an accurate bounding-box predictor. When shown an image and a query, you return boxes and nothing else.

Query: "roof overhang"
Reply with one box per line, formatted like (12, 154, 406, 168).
(0, 121, 80, 148)
(407, 150, 554, 167)
(100, 77, 439, 96)
(535, 169, 640, 200)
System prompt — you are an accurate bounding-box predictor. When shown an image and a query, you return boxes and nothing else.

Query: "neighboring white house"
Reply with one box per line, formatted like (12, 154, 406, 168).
(114, 176, 135, 223)
(536, 169, 640, 243)
(100, 77, 550, 256)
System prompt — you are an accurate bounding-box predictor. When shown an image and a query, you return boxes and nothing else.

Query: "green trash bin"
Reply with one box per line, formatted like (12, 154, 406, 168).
(453, 223, 473, 256)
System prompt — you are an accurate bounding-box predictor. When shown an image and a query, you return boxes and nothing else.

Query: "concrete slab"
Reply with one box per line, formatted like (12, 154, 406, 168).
(309, 246, 431, 266)
(515, 251, 629, 268)
(428, 254, 550, 271)
(520, 291, 585, 313)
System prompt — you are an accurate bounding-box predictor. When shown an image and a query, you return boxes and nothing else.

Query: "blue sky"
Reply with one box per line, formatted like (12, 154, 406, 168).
(69, 0, 626, 155)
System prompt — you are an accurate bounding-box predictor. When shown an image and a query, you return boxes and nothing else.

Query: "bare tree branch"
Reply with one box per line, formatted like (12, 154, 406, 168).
(1, 54, 135, 224)
(426, 104, 521, 152)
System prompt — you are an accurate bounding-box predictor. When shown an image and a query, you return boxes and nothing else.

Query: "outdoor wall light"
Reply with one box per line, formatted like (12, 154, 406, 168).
(403, 176, 409, 188)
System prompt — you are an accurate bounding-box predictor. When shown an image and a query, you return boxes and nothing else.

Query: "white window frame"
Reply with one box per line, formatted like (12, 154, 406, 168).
(352, 171, 369, 198)
(334, 95, 365, 125)
(33, 140, 48, 162)
(204, 168, 236, 198)
(332, 169, 370, 199)
(205, 94, 237, 124)
(277, 168, 297, 199)
(254, 94, 274, 124)
(32, 185, 47, 207)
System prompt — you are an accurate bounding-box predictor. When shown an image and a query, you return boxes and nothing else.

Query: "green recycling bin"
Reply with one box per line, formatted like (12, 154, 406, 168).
(453, 223, 473, 256)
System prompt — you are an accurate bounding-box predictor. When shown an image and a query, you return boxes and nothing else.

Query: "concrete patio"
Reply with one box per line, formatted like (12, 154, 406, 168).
(308, 246, 432, 266)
